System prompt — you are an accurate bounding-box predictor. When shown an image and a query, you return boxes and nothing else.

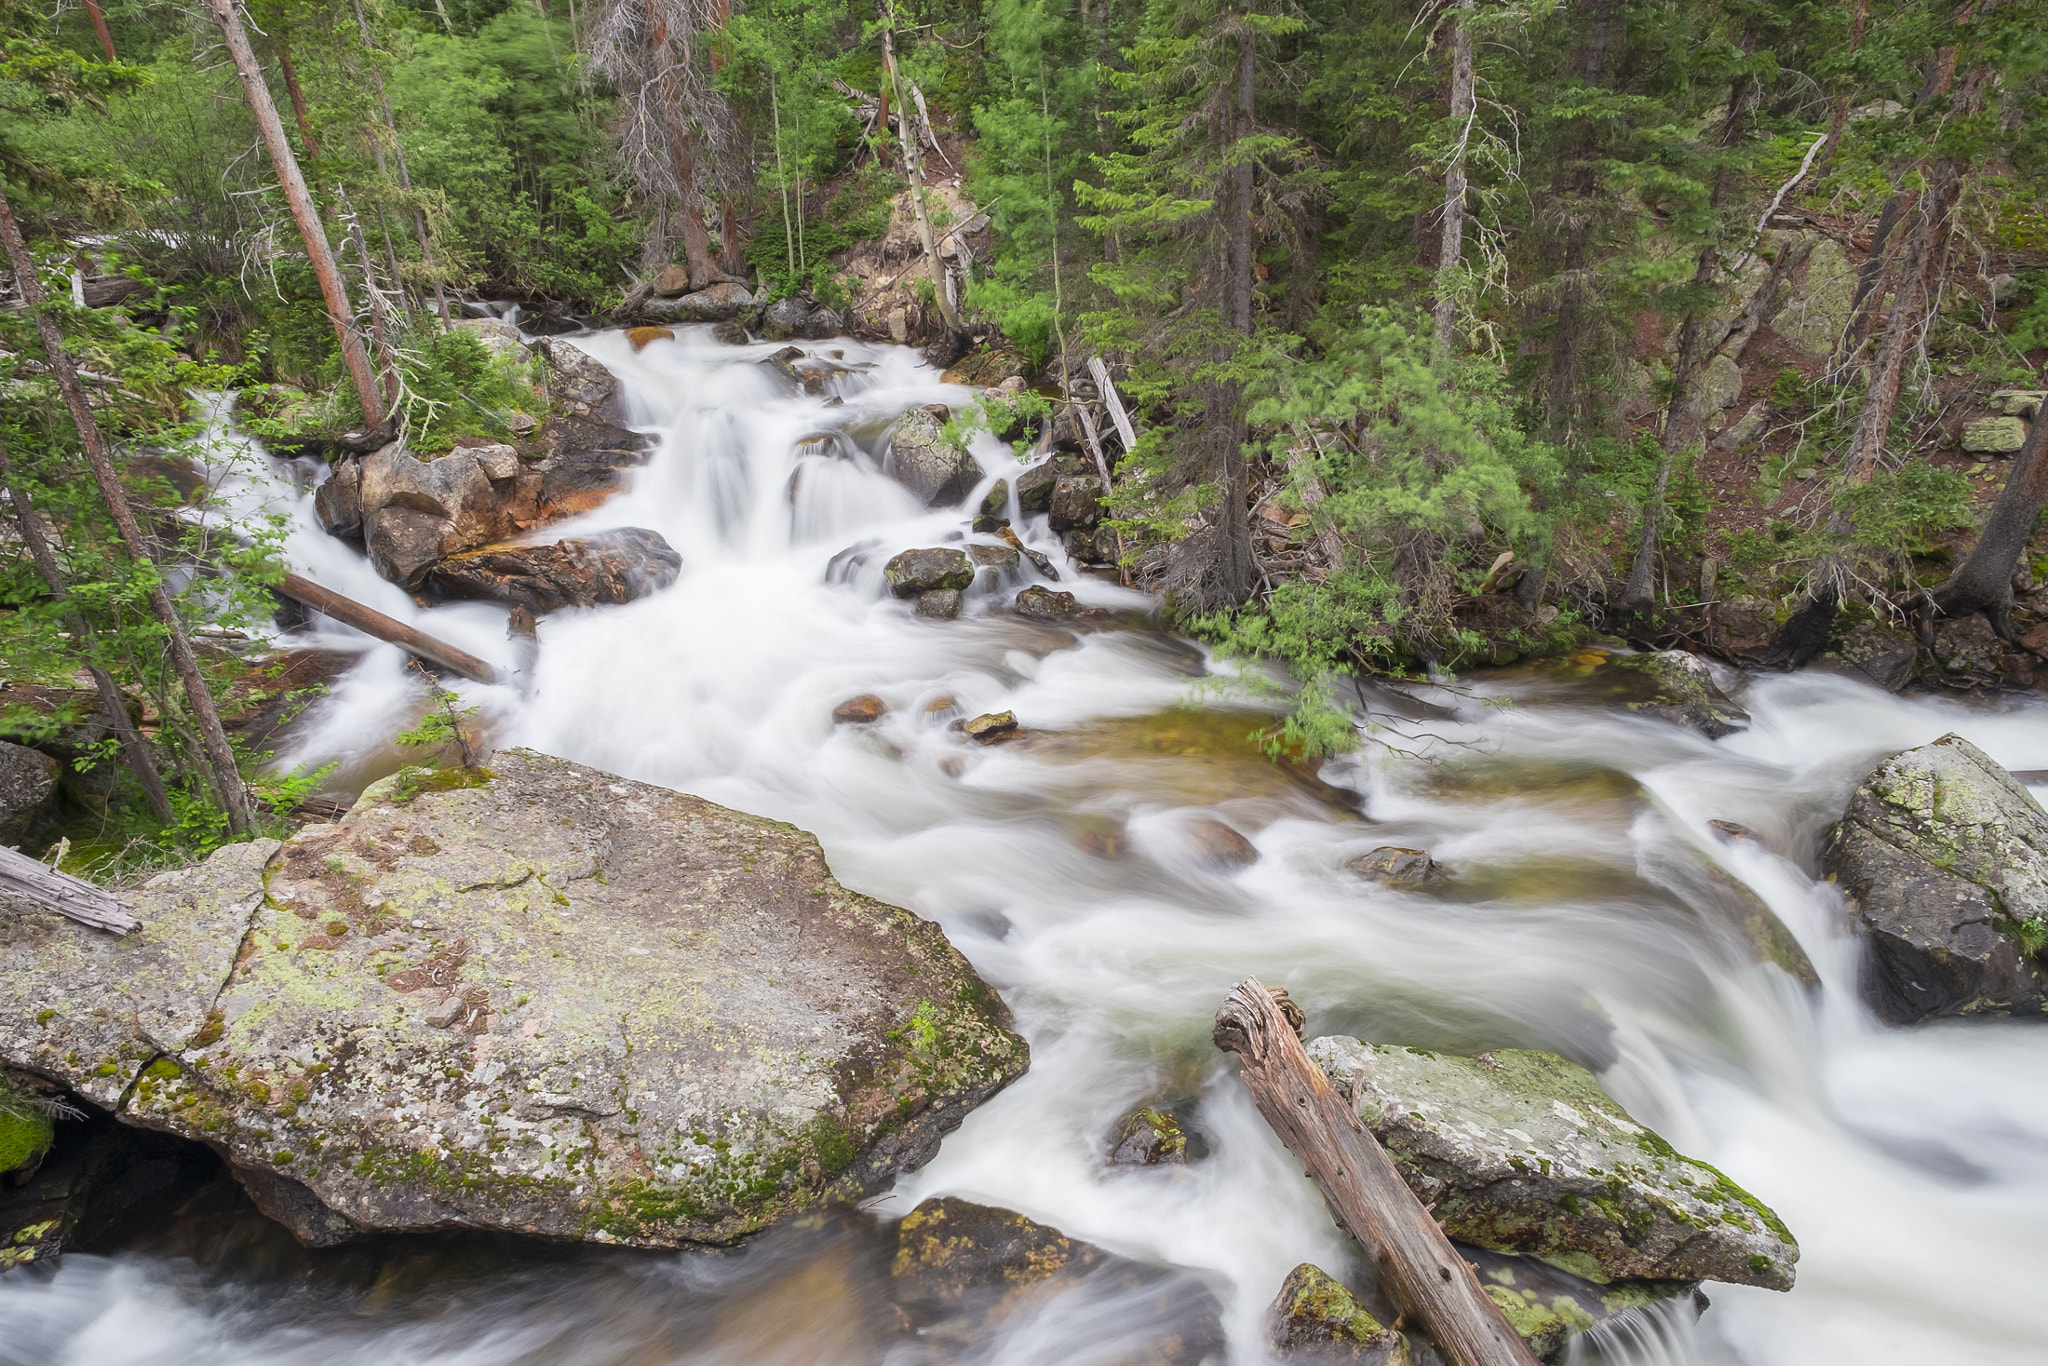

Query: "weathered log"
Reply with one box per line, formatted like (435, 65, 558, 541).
(276, 572, 500, 686)
(0, 843, 137, 934)
(1087, 357, 1140, 455)
(1213, 977, 1539, 1366)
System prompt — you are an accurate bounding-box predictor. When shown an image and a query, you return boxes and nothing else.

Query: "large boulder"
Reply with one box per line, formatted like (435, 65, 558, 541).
(1812, 619, 1918, 692)
(1769, 237, 1856, 360)
(758, 295, 814, 341)
(1306, 1037, 1798, 1290)
(0, 741, 60, 845)
(427, 527, 682, 612)
(353, 441, 524, 589)
(1821, 734, 2048, 1023)
(883, 548, 974, 597)
(886, 406, 982, 507)
(536, 338, 620, 420)
(1, 751, 1029, 1248)
(452, 316, 528, 362)
(644, 282, 755, 324)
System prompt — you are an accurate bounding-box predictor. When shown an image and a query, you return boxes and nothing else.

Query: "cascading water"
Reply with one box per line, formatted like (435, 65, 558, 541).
(5, 328, 2048, 1366)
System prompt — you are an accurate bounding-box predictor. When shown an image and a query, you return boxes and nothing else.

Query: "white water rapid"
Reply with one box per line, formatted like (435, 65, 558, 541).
(6, 328, 2048, 1366)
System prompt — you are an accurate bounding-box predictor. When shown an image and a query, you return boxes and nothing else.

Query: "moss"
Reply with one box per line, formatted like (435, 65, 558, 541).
(34, 1010, 55, 1026)
(0, 1105, 54, 1173)
(143, 1058, 182, 1081)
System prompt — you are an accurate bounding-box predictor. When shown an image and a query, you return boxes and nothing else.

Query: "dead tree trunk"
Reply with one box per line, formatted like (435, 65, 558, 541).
(81, 0, 119, 62)
(272, 36, 322, 161)
(880, 22, 963, 337)
(0, 188, 258, 836)
(643, 0, 720, 291)
(1213, 978, 1540, 1366)
(1433, 0, 1474, 351)
(206, 0, 384, 428)
(0, 444, 174, 823)
(1923, 408, 2048, 643)
(0, 845, 137, 934)
(276, 573, 501, 684)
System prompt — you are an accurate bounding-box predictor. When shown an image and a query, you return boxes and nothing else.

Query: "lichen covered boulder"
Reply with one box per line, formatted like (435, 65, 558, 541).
(886, 406, 982, 507)
(884, 547, 974, 597)
(2, 752, 1028, 1249)
(1608, 651, 1749, 738)
(1822, 733, 2048, 1023)
(1306, 1037, 1797, 1290)
(1267, 1263, 1406, 1363)
(427, 527, 682, 612)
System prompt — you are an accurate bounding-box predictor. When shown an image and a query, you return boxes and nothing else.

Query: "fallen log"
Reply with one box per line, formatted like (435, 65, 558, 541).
(276, 572, 500, 686)
(1086, 356, 1140, 455)
(0, 843, 138, 934)
(1214, 977, 1539, 1366)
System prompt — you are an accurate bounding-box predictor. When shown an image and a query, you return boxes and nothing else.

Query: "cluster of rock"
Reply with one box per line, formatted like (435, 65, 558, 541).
(1824, 733, 2048, 1023)
(1, 749, 1028, 1250)
(625, 270, 846, 343)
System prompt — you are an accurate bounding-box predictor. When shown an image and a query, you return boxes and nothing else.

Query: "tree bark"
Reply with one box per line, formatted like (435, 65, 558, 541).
(643, 0, 719, 290)
(0, 444, 173, 822)
(1433, 0, 1474, 351)
(882, 23, 963, 336)
(206, 0, 384, 428)
(0, 844, 137, 935)
(275, 573, 501, 684)
(272, 36, 321, 161)
(81, 0, 118, 62)
(1213, 978, 1540, 1366)
(1925, 408, 2048, 641)
(0, 188, 258, 836)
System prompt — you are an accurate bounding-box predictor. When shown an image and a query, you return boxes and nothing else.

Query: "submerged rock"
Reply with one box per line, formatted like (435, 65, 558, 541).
(427, 527, 682, 612)
(759, 296, 814, 341)
(2, 751, 1029, 1248)
(884, 547, 974, 597)
(1461, 1244, 1704, 1362)
(1821, 734, 2048, 1023)
(833, 695, 887, 724)
(887, 405, 982, 507)
(625, 325, 675, 351)
(1306, 1037, 1798, 1290)
(916, 589, 964, 620)
(1188, 817, 1259, 869)
(890, 1196, 1109, 1320)
(1267, 1263, 1406, 1364)
(1348, 847, 1444, 889)
(1608, 651, 1749, 738)
(1014, 585, 1078, 621)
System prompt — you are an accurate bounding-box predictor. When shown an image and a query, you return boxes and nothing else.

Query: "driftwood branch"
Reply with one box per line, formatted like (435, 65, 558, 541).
(0, 844, 138, 934)
(1214, 977, 1539, 1366)
(1087, 357, 1140, 455)
(277, 572, 500, 685)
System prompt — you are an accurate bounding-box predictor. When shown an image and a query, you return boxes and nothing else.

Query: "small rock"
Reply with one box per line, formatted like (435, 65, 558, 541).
(1821, 733, 2048, 1023)
(1014, 585, 1078, 620)
(1188, 817, 1259, 869)
(1991, 274, 2021, 308)
(1267, 1263, 1404, 1364)
(651, 263, 692, 296)
(1849, 98, 1905, 121)
(1992, 389, 2045, 419)
(883, 547, 974, 597)
(890, 1196, 1108, 1318)
(758, 295, 813, 341)
(452, 316, 528, 362)
(1812, 619, 1918, 692)
(965, 542, 1021, 573)
(1961, 416, 2027, 453)
(0, 743, 60, 846)
(963, 711, 1018, 743)
(940, 348, 1030, 388)
(885, 406, 982, 507)
(832, 695, 886, 725)
(1047, 472, 1108, 531)
(1708, 819, 1755, 844)
(996, 526, 1059, 580)
(625, 326, 674, 351)
(1015, 460, 1058, 514)
(710, 319, 748, 346)
(536, 338, 619, 421)
(800, 307, 844, 341)
(1347, 847, 1444, 888)
(978, 478, 1010, 521)
(916, 589, 963, 620)
(1711, 401, 1768, 452)
(1108, 1107, 1209, 1166)
(1610, 650, 1749, 738)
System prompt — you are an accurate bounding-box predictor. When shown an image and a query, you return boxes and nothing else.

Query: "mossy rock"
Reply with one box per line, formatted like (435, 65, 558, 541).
(0, 1100, 52, 1173)
(1267, 1263, 1408, 1363)
(1307, 1037, 1797, 1290)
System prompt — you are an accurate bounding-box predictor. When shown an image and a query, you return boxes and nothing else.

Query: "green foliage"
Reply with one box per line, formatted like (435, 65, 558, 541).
(1841, 461, 1976, 555)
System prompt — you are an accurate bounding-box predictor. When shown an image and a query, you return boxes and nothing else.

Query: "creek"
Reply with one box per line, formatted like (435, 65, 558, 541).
(5, 330, 2048, 1366)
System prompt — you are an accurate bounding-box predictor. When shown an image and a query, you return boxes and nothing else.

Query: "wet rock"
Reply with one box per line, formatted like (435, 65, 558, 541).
(711, 319, 749, 346)
(1307, 1037, 1799, 1290)
(1015, 459, 1059, 514)
(833, 695, 887, 724)
(313, 458, 363, 542)
(1813, 619, 1917, 692)
(1708, 820, 1754, 843)
(645, 281, 755, 323)
(1049, 472, 1108, 532)
(1014, 585, 1079, 621)
(427, 527, 681, 613)
(978, 478, 1011, 522)
(759, 296, 814, 341)
(354, 441, 531, 588)
(1609, 651, 1749, 738)
(1267, 1263, 1405, 1363)
(625, 325, 675, 351)
(886, 405, 982, 507)
(1821, 733, 2048, 1023)
(917, 589, 964, 620)
(3, 752, 1029, 1249)
(0, 1106, 220, 1270)
(1347, 847, 1444, 888)
(536, 338, 619, 420)
(884, 547, 974, 597)
(1961, 416, 2027, 454)
(890, 1195, 1110, 1323)
(963, 711, 1018, 743)
(524, 416, 658, 525)
(801, 308, 844, 341)
(1188, 817, 1259, 869)
(1108, 1107, 1209, 1166)
(1461, 1245, 1703, 1362)
(0, 741, 59, 845)
(996, 525, 1059, 580)
(966, 542, 1021, 574)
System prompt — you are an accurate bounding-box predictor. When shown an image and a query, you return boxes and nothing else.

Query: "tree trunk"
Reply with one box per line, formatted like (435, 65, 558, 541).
(882, 25, 963, 336)
(1541, 0, 1616, 442)
(206, 0, 384, 429)
(1925, 409, 2048, 640)
(273, 36, 322, 161)
(275, 573, 501, 684)
(1433, 0, 1474, 351)
(1213, 979, 1541, 1366)
(0, 444, 174, 823)
(0, 188, 257, 836)
(81, 0, 118, 62)
(643, 0, 719, 290)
